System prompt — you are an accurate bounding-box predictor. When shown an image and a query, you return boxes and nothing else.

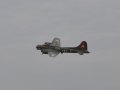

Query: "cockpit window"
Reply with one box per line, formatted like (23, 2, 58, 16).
(43, 42, 51, 46)
(45, 42, 51, 45)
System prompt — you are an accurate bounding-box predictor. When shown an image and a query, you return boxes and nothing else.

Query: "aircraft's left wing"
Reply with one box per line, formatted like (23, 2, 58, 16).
(51, 37, 61, 47)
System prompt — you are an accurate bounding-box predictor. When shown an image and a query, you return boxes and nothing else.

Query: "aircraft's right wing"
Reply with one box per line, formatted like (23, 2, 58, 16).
(51, 37, 61, 47)
(48, 49, 59, 57)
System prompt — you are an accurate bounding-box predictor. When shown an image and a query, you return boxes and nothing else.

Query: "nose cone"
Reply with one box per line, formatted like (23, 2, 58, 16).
(36, 45, 42, 50)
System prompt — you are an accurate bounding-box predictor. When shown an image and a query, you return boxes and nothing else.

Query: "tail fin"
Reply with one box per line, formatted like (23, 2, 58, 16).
(78, 41, 88, 50)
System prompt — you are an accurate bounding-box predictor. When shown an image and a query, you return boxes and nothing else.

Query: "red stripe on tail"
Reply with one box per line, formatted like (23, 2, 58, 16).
(79, 41, 88, 50)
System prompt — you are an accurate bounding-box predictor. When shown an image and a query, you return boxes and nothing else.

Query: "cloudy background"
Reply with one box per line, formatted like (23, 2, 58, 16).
(0, 0, 120, 90)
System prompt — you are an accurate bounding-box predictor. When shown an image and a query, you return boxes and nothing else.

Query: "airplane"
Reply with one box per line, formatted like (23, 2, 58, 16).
(36, 37, 90, 57)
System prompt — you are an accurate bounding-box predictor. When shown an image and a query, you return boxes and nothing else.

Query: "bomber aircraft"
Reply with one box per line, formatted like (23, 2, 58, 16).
(36, 37, 90, 57)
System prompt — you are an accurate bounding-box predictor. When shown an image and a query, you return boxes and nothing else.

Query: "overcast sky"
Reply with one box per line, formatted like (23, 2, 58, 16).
(0, 0, 120, 90)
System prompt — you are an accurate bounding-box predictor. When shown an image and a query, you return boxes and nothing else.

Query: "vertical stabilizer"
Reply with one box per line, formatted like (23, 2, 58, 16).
(78, 41, 88, 50)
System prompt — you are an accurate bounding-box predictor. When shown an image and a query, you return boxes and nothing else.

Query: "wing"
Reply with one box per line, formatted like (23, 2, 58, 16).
(51, 37, 61, 47)
(48, 50, 59, 57)
(48, 37, 61, 57)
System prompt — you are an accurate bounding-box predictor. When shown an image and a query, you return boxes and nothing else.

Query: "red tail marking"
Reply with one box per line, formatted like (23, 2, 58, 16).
(80, 44, 85, 48)
(79, 41, 87, 50)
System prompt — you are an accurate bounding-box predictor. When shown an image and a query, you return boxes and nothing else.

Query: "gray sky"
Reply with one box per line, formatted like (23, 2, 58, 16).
(0, 0, 120, 90)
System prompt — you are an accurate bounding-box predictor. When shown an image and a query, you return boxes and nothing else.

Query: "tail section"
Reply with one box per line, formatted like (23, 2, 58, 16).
(77, 41, 89, 55)
(78, 41, 88, 50)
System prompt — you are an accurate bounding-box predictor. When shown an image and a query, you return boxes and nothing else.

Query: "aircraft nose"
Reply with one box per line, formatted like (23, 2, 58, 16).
(36, 45, 42, 50)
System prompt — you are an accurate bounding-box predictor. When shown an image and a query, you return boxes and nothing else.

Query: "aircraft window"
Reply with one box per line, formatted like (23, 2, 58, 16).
(43, 45, 47, 46)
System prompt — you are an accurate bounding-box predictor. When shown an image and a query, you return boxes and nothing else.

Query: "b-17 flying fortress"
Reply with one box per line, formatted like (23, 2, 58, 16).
(36, 37, 90, 57)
